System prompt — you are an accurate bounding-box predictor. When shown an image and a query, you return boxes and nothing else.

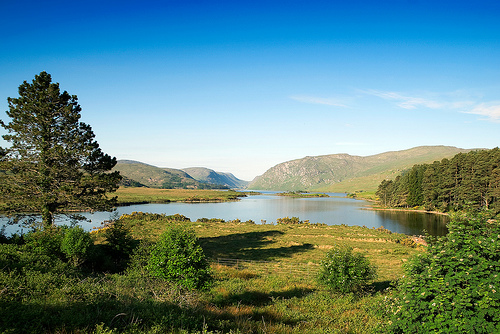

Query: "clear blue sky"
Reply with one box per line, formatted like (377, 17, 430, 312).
(1, 0, 499, 180)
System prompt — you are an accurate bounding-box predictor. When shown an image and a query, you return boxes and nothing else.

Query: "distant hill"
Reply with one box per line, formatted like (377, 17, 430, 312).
(182, 167, 249, 188)
(113, 160, 247, 189)
(247, 146, 475, 192)
(113, 160, 200, 189)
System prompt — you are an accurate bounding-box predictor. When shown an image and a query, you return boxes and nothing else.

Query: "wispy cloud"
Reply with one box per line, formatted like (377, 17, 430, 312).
(464, 102, 500, 123)
(292, 89, 500, 123)
(290, 95, 348, 108)
(363, 89, 446, 109)
(363, 89, 500, 123)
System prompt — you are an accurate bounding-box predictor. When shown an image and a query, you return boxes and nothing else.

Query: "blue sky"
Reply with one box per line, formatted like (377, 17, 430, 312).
(1, 0, 499, 180)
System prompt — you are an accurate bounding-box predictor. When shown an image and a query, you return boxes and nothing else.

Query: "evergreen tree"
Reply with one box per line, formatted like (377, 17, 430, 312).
(379, 148, 500, 215)
(490, 148, 500, 214)
(0, 72, 121, 227)
(376, 179, 394, 207)
(475, 149, 495, 210)
(422, 161, 440, 210)
(437, 158, 454, 211)
(393, 174, 410, 208)
(407, 164, 426, 207)
(448, 154, 463, 210)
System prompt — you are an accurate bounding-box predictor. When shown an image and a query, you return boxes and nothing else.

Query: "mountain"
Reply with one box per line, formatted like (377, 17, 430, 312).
(113, 160, 200, 188)
(113, 160, 247, 189)
(182, 167, 249, 188)
(247, 146, 475, 192)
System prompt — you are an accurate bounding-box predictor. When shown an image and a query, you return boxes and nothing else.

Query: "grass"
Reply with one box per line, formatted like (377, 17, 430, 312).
(113, 187, 247, 205)
(346, 190, 378, 201)
(1, 213, 422, 333)
(111, 213, 420, 332)
(118, 214, 418, 282)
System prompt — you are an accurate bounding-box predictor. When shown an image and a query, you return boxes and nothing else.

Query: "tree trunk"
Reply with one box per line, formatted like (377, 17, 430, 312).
(41, 204, 53, 228)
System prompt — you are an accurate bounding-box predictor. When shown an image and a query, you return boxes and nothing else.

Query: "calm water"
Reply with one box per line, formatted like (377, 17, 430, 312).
(1, 192, 448, 236)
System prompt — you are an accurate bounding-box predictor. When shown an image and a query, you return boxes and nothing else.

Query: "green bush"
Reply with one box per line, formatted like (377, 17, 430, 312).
(24, 226, 65, 258)
(126, 240, 152, 277)
(101, 219, 136, 271)
(318, 245, 376, 293)
(386, 212, 500, 333)
(60, 226, 93, 266)
(103, 220, 135, 255)
(147, 225, 212, 290)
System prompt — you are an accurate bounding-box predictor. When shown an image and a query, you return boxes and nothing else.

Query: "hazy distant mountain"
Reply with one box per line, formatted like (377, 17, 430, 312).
(113, 160, 247, 189)
(182, 167, 249, 188)
(247, 146, 475, 192)
(113, 160, 200, 189)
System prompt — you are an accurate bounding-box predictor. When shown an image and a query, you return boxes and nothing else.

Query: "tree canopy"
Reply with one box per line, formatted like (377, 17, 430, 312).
(376, 148, 500, 216)
(0, 71, 121, 227)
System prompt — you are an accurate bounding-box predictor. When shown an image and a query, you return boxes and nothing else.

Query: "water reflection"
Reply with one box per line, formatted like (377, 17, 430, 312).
(370, 210, 449, 236)
(1, 192, 449, 236)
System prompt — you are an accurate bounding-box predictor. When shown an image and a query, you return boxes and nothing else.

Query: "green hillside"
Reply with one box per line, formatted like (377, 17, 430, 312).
(248, 146, 475, 192)
(113, 160, 200, 189)
(113, 161, 248, 189)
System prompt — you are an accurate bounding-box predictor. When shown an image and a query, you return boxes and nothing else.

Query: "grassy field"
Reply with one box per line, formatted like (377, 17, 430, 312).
(118, 212, 419, 282)
(93, 213, 421, 333)
(114, 187, 248, 205)
(1, 211, 422, 333)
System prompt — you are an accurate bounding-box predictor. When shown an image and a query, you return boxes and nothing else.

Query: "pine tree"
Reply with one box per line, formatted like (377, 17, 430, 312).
(0, 72, 121, 227)
(422, 161, 440, 210)
(407, 164, 426, 207)
(376, 179, 394, 207)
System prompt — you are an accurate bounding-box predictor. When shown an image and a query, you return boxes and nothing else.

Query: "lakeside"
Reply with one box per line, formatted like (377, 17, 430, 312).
(363, 206, 450, 216)
(114, 187, 249, 205)
(347, 191, 450, 217)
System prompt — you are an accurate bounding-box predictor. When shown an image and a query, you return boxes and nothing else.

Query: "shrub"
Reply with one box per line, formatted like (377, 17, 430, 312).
(397, 237, 417, 248)
(102, 219, 135, 255)
(24, 226, 65, 258)
(276, 216, 304, 225)
(94, 219, 136, 272)
(318, 244, 376, 293)
(147, 226, 212, 290)
(60, 226, 93, 266)
(126, 240, 152, 277)
(386, 212, 500, 333)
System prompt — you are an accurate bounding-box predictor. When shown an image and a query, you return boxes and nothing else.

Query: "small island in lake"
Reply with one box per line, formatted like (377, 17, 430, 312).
(277, 191, 329, 198)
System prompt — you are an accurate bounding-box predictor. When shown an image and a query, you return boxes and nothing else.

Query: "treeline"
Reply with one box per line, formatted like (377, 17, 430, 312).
(376, 148, 500, 214)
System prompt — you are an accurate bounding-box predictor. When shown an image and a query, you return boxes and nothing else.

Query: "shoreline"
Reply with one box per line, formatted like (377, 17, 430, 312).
(363, 206, 449, 216)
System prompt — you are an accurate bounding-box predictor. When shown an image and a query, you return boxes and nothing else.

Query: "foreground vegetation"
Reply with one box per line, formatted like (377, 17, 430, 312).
(386, 212, 500, 333)
(1, 213, 422, 333)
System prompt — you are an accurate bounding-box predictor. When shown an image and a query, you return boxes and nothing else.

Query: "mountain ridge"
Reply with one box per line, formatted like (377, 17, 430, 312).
(113, 160, 248, 189)
(248, 146, 477, 192)
(182, 167, 249, 188)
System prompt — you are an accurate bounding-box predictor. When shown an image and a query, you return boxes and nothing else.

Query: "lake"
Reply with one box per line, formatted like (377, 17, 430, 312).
(1, 192, 448, 236)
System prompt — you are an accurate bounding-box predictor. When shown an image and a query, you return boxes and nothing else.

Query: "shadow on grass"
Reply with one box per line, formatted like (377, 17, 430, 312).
(0, 286, 312, 333)
(369, 280, 393, 293)
(199, 230, 314, 261)
(214, 286, 316, 307)
(0, 298, 208, 333)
